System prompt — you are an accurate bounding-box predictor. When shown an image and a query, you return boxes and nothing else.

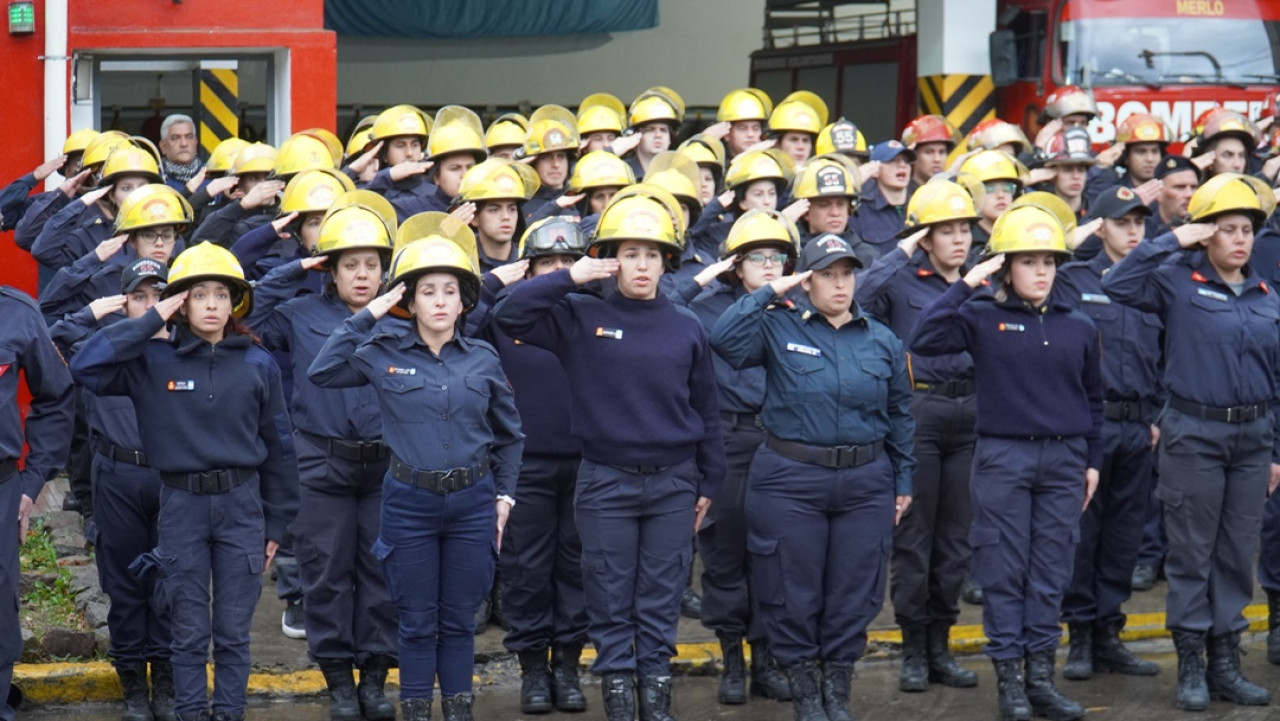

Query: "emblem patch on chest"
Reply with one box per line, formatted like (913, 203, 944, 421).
(1197, 288, 1229, 302)
(595, 327, 624, 340)
(997, 323, 1025, 332)
(786, 342, 822, 357)
(387, 366, 417, 376)
(167, 380, 195, 391)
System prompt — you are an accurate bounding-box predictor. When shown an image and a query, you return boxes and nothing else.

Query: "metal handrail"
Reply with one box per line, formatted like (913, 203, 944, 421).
(763, 7, 917, 49)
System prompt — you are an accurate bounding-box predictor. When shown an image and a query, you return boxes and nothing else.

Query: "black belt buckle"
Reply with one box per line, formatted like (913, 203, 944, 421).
(1228, 404, 1262, 423)
(195, 470, 231, 494)
(435, 467, 467, 493)
(359, 441, 389, 462)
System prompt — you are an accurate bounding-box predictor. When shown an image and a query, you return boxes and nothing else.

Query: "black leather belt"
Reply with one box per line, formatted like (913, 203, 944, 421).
(298, 430, 389, 462)
(1170, 396, 1268, 423)
(0, 458, 16, 484)
(161, 467, 254, 494)
(389, 455, 488, 494)
(766, 434, 884, 469)
(1103, 400, 1145, 422)
(95, 440, 149, 467)
(721, 411, 762, 430)
(913, 379, 975, 398)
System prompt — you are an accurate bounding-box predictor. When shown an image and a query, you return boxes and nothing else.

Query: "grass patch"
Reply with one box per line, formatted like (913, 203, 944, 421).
(19, 519, 91, 642)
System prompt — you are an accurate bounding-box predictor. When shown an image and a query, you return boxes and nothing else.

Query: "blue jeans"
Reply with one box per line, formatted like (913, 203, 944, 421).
(154, 477, 266, 716)
(373, 474, 496, 700)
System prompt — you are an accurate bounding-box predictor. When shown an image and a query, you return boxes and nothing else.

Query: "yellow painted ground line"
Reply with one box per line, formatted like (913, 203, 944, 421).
(15, 604, 1269, 704)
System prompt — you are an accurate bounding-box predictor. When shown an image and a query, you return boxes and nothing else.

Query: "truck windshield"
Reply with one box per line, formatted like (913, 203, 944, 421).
(1059, 15, 1280, 86)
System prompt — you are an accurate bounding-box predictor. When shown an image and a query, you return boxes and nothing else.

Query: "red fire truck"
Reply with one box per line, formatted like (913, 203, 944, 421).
(751, 0, 1280, 144)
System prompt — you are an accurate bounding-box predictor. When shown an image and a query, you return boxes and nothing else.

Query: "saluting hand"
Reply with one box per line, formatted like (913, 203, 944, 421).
(860, 160, 881, 181)
(694, 256, 736, 288)
(1083, 468, 1100, 511)
(240, 179, 284, 210)
(347, 142, 384, 176)
(610, 133, 642, 157)
(1027, 167, 1057, 186)
(569, 256, 619, 285)
(389, 160, 433, 182)
(769, 270, 810, 297)
(80, 185, 112, 208)
(271, 211, 299, 238)
(694, 496, 712, 534)
(557, 193, 586, 210)
(185, 167, 208, 195)
(34, 154, 67, 183)
(1095, 142, 1125, 168)
(153, 291, 189, 322)
(206, 175, 240, 199)
(490, 259, 530, 287)
(780, 198, 810, 224)
(88, 294, 128, 320)
(963, 254, 1004, 288)
(449, 202, 476, 225)
(1173, 222, 1216, 249)
(300, 255, 328, 271)
(367, 282, 406, 320)
(703, 121, 732, 141)
(716, 189, 735, 209)
(1034, 119, 1063, 150)
(59, 169, 92, 198)
(1190, 150, 1215, 171)
(898, 227, 928, 257)
(1070, 218, 1103, 251)
(743, 138, 777, 154)
(94, 234, 129, 263)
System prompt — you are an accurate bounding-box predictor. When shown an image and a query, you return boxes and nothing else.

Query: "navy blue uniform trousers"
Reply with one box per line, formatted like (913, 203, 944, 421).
(890, 393, 975, 627)
(90, 452, 170, 664)
(500, 454, 588, 653)
(1062, 418, 1153, 624)
(969, 437, 1086, 660)
(154, 476, 267, 716)
(1158, 409, 1271, 634)
(291, 434, 396, 663)
(0, 469, 20, 721)
(372, 474, 496, 700)
(575, 458, 698, 677)
(747, 446, 894, 665)
(697, 422, 766, 643)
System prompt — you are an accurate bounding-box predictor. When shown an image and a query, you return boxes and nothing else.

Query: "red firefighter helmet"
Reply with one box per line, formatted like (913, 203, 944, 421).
(1195, 107, 1258, 153)
(1041, 85, 1099, 121)
(901, 115, 960, 151)
(1115, 113, 1173, 146)
(966, 118, 1032, 154)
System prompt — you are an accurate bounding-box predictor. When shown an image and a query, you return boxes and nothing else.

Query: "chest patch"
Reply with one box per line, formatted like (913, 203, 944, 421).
(786, 342, 822, 357)
(1081, 293, 1110, 304)
(387, 366, 417, 376)
(997, 323, 1025, 332)
(595, 327, 624, 340)
(1197, 287, 1229, 303)
(167, 380, 195, 392)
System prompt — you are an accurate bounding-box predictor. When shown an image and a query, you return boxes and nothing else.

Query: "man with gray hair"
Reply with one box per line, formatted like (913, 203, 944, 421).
(158, 114, 203, 192)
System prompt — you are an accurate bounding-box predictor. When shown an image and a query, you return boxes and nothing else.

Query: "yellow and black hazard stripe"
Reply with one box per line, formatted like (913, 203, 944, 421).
(199, 68, 240, 157)
(918, 74, 995, 138)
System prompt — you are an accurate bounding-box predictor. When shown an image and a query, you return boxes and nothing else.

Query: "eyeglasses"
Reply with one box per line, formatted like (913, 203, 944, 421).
(136, 229, 178, 245)
(743, 253, 787, 267)
(983, 181, 1018, 196)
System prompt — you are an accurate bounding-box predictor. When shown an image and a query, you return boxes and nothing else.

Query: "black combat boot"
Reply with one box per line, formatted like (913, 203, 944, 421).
(784, 661, 829, 721)
(116, 662, 154, 721)
(400, 698, 432, 721)
(1092, 618, 1158, 676)
(961, 577, 984, 605)
(748, 640, 792, 700)
(638, 676, 677, 721)
(1171, 630, 1209, 711)
(1205, 631, 1270, 706)
(898, 624, 928, 692)
(149, 659, 176, 721)
(440, 693, 474, 721)
(991, 658, 1031, 721)
(1062, 622, 1093, 680)
(550, 643, 587, 712)
(1268, 590, 1280, 665)
(601, 672, 635, 721)
(317, 659, 361, 721)
(1023, 650, 1084, 721)
(356, 654, 396, 721)
(717, 637, 746, 704)
(517, 649, 554, 714)
(820, 661, 854, 721)
(926, 622, 977, 687)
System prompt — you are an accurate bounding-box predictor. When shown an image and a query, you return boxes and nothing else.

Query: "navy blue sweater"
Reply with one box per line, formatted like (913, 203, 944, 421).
(493, 269, 726, 498)
(910, 281, 1105, 470)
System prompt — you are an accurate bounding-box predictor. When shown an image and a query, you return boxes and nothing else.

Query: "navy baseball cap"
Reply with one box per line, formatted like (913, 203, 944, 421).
(798, 234, 863, 272)
(121, 258, 168, 294)
(1088, 185, 1152, 221)
(1154, 155, 1199, 181)
(870, 140, 916, 164)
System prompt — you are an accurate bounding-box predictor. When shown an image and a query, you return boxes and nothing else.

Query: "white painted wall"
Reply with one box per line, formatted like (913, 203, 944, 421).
(916, 0, 995, 76)
(335, 0, 767, 111)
